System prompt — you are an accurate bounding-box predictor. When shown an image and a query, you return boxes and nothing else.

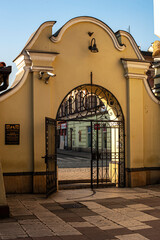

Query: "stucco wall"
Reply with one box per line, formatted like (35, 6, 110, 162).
(143, 86, 160, 167)
(0, 72, 33, 173)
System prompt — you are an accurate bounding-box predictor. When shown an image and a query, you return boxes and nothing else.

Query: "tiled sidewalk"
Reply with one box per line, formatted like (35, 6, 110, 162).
(1, 185, 160, 240)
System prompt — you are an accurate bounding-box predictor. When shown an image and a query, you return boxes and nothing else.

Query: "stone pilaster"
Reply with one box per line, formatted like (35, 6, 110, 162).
(121, 59, 150, 186)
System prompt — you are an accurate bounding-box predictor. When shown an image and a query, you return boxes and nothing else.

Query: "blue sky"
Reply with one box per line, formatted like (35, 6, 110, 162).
(1, 0, 159, 84)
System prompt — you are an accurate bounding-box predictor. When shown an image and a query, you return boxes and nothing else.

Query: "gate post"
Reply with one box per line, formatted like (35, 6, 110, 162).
(26, 49, 58, 193)
(121, 59, 150, 187)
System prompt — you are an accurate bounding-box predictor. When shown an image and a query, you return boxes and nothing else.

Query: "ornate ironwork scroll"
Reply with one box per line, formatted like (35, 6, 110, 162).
(57, 84, 124, 122)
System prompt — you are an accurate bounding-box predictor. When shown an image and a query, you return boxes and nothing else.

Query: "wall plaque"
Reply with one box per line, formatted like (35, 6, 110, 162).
(5, 124, 20, 145)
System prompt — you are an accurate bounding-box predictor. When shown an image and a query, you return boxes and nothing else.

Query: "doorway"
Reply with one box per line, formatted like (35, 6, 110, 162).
(56, 84, 125, 189)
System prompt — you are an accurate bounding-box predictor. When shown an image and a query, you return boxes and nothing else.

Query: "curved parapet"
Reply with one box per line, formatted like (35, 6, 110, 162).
(50, 16, 126, 52)
(14, 21, 56, 61)
(0, 21, 57, 102)
(116, 30, 144, 60)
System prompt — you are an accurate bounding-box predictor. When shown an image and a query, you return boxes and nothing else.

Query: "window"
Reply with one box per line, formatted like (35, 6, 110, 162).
(79, 130, 81, 142)
(69, 97, 72, 114)
(87, 126, 91, 147)
(85, 95, 97, 109)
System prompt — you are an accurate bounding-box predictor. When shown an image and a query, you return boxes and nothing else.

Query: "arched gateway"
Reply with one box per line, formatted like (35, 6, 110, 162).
(1, 16, 160, 196)
(55, 83, 125, 189)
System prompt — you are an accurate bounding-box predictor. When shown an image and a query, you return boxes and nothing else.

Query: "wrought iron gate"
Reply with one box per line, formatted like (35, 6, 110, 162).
(91, 120, 125, 188)
(45, 117, 57, 196)
(56, 84, 125, 188)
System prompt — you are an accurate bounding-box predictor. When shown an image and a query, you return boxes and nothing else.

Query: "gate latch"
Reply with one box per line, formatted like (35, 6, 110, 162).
(41, 155, 47, 163)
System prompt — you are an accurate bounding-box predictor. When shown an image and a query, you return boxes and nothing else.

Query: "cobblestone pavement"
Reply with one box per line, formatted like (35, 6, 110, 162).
(1, 185, 160, 240)
(58, 168, 90, 181)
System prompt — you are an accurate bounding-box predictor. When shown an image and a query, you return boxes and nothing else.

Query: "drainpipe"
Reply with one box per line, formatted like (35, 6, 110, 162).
(152, 41, 160, 97)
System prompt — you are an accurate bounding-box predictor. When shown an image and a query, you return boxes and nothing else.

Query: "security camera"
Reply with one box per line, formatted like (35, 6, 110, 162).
(39, 71, 44, 79)
(47, 72, 56, 77)
(38, 71, 56, 84)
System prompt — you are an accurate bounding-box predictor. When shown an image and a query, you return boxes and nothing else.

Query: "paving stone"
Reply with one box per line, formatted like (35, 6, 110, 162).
(41, 203, 64, 211)
(77, 227, 108, 240)
(135, 193, 153, 199)
(121, 194, 140, 200)
(8, 200, 32, 217)
(71, 208, 98, 217)
(114, 207, 158, 222)
(155, 206, 160, 210)
(32, 237, 61, 240)
(134, 213, 158, 222)
(136, 228, 160, 240)
(118, 219, 145, 228)
(19, 219, 54, 237)
(0, 222, 27, 239)
(115, 233, 149, 240)
(14, 215, 38, 220)
(50, 209, 84, 222)
(68, 222, 94, 228)
(143, 219, 160, 228)
(81, 201, 105, 209)
(127, 225, 151, 231)
(60, 202, 85, 209)
(95, 197, 125, 205)
(2, 238, 32, 240)
(83, 215, 122, 230)
(0, 218, 16, 223)
(142, 209, 160, 218)
(59, 235, 90, 240)
(108, 204, 126, 209)
(59, 216, 84, 222)
(127, 204, 154, 211)
(104, 228, 133, 238)
(134, 197, 160, 207)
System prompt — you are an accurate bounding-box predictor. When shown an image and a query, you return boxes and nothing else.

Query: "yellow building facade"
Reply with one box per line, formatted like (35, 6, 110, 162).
(0, 17, 160, 194)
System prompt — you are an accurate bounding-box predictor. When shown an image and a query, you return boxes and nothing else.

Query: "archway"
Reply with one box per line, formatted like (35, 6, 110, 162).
(56, 84, 125, 188)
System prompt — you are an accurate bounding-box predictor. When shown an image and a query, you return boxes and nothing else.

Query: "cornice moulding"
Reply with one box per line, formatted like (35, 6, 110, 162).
(121, 59, 160, 104)
(14, 52, 32, 72)
(27, 51, 59, 63)
(124, 73, 148, 80)
(121, 59, 150, 70)
(31, 66, 54, 72)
